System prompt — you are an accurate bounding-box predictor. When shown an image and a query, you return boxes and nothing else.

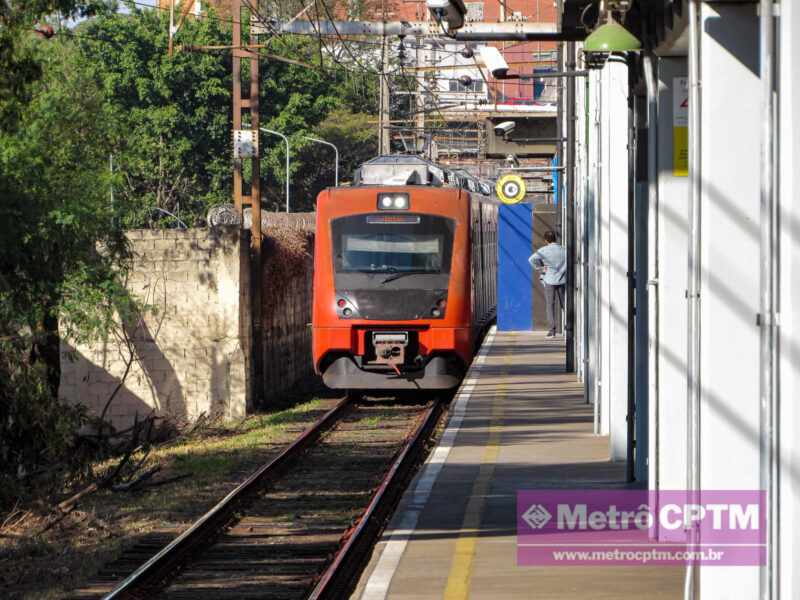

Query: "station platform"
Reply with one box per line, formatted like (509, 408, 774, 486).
(352, 328, 683, 600)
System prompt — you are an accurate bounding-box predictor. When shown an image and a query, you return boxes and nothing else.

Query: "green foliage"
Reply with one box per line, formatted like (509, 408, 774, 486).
(282, 109, 377, 210)
(0, 0, 108, 129)
(0, 36, 127, 333)
(72, 6, 380, 221)
(258, 35, 378, 211)
(75, 4, 233, 227)
(0, 20, 132, 505)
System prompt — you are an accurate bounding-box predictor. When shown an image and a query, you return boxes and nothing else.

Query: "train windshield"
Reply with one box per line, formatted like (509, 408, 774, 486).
(332, 214, 455, 276)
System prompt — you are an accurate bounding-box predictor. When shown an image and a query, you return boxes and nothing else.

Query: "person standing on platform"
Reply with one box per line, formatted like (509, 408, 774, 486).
(529, 230, 566, 338)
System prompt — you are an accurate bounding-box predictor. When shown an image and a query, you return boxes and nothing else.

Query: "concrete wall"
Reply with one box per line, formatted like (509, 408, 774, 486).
(60, 227, 251, 430)
(599, 60, 630, 461)
(572, 56, 630, 460)
(651, 57, 690, 492)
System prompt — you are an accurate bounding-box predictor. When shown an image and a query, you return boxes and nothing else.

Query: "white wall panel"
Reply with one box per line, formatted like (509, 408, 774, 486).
(655, 57, 689, 492)
(600, 61, 630, 460)
(778, 2, 800, 598)
(698, 3, 760, 597)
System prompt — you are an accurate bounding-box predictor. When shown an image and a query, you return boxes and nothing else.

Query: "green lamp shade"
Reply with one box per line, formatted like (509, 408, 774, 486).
(584, 20, 641, 52)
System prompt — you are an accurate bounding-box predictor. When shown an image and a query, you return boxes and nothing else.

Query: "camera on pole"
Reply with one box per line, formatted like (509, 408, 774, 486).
(426, 0, 467, 31)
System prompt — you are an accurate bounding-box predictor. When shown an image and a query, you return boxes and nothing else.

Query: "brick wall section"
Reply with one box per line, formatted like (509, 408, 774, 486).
(260, 213, 316, 403)
(261, 262, 314, 401)
(59, 227, 252, 430)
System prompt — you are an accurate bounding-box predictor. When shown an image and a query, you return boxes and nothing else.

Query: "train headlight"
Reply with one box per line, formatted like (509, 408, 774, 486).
(377, 193, 409, 210)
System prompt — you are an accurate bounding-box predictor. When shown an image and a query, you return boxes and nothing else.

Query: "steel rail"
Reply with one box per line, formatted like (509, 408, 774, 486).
(308, 399, 444, 600)
(103, 396, 352, 600)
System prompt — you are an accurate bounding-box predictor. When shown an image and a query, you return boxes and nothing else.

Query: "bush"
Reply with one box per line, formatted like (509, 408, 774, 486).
(0, 337, 88, 510)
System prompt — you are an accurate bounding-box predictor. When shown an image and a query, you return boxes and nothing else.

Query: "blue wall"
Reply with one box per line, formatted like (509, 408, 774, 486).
(497, 203, 533, 331)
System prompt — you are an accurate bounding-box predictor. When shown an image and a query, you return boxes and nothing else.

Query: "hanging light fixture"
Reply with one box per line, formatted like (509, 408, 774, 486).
(584, 5, 641, 53)
(583, 0, 642, 55)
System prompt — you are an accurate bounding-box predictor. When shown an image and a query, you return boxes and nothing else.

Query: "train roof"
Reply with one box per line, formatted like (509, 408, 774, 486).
(353, 155, 494, 198)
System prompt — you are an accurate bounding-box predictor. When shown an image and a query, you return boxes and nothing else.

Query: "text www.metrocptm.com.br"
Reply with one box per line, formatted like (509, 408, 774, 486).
(550, 548, 727, 563)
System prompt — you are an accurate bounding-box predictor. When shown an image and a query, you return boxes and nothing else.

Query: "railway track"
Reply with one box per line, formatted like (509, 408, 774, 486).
(70, 396, 444, 600)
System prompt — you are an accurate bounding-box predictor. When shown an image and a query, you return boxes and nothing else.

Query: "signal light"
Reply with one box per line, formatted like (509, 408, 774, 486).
(337, 298, 346, 308)
(437, 299, 447, 309)
(377, 193, 409, 210)
(343, 308, 352, 317)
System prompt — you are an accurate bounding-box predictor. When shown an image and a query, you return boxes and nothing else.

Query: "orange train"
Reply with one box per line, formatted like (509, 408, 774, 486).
(312, 156, 498, 391)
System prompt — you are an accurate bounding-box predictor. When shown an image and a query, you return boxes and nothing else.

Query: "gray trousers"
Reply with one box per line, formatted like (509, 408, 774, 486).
(544, 284, 565, 334)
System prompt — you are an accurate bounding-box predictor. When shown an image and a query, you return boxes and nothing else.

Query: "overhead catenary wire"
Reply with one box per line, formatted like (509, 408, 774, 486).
(116, 0, 550, 157)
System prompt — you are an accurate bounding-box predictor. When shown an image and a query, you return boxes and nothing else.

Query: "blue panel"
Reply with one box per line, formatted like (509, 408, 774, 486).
(497, 203, 533, 331)
(552, 156, 560, 207)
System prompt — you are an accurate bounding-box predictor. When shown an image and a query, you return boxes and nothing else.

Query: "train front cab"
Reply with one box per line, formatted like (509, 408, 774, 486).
(312, 186, 478, 391)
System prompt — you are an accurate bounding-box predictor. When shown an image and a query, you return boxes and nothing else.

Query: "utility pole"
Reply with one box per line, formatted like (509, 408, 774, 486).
(415, 39, 426, 154)
(232, 0, 263, 405)
(379, 36, 391, 155)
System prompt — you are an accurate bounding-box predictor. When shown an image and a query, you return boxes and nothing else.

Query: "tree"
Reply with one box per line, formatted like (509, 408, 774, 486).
(72, 5, 379, 217)
(0, 0, 107, 130)
(0, 32, 129, 388)
(257, 34, 379, 211)
(0, 29, 134, 504)
(282, 109, 377, 211)
(75, 4, 233, 227)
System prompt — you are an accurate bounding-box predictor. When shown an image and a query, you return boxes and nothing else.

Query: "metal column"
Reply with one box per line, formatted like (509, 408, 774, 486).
(565, 42, 577, 372)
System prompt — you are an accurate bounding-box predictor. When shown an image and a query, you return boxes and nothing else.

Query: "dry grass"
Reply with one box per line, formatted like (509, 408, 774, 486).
(0, 397, 340, 600)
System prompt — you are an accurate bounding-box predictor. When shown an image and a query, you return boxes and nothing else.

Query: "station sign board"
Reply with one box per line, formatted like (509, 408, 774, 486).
(673, 77, 688, 177)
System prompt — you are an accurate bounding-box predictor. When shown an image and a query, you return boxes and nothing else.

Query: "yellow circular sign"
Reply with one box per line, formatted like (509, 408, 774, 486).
(496, 174, 526, 204)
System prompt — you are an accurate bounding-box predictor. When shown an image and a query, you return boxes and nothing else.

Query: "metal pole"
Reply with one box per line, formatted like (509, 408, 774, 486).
(583, 69, 591, 405)
(594, 67, 603, 436)
(758, 1, 777, 599)
(269, 19, 565, 40)
(565, 41, 576, 372)
(260, 128, 291, 212)
(643, 52, 660, 491)
(380, 36, 391, 155)
(684, 1, 702, 599)
(625, 54, 636, 483)
(303, 136, 339, 187)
